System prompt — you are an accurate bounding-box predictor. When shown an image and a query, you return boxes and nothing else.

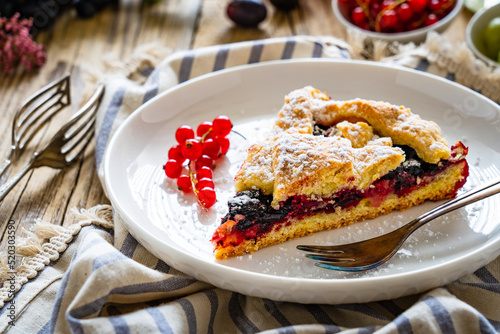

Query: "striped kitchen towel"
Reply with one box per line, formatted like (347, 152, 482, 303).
(0, 34, 499, 334)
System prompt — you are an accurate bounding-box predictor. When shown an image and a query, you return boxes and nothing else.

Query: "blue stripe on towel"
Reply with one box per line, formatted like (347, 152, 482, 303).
(445, 72, 456, 81)
(68, 276, 199, 321)
(377, 300, 404, 317)
(393, 314, 413, 334)
(248, 41, 264, 64)
(95, 87, 127, 170)
(93, 252, 128, 271)
(120, 233, 139, 258)
(478, 312, 498, 333)
(203, 289, 218, 334)
(120, 276, 198, 294)
(323, 324, 341, 333)
(263, 299, 293, 329)
(109, 315, 131, 334)
(304, 304, 338, 327)
(142, 68, 160, 103)
(213, 47, 229, 71)
(155, 259, 171, 273)
(178, 51, 195, 83)
(460, 282, 500, 294)
(281, 39, 295, 59)
(229, 292, 260, 333)
(146, 307, 174, 334)
(176, 299, 197, 334)
(69, 295, 108, 319)
(423, 296, 456, 334)
(415, 59, 430, 72)
(37, 321, 51, 334)
(337, 304, 389, 321)
(312, 41, 323, 58)
(474, 266, 500, 284)
(51, 229, 90, 334)
(488, 318, 500, 330)
(358, 326, 376, 334)
(275, 327, 299, 334)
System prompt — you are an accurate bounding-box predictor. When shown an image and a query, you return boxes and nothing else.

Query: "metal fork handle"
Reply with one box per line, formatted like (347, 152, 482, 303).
(400, 178, 500, 239)
(0, 150, 14, 179)
(0, 159, 35, 202)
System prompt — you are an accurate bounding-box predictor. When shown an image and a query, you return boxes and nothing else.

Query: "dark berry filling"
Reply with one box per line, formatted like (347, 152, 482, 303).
(212, 144, 468, 247)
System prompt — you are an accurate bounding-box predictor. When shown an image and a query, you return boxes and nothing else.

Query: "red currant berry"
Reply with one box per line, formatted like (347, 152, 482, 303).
(408, 0, 428, 13)
(215, 136, 230, 155)
(212, 116, 232, 137)
(380, 9, 398, 29)
(381, 0, 394, 9)
(196, 121, 212, 137)
(196, 177, 215, 190)
(181, 138, 203, 160)
(195, 155, 214, 171)
(164, 159, 182, 179)
(396, 3, 413, 22)
(202, 138, 221, 160)
(370, 2, 381, 19)
(198, 187, 216, 208)
(429, 0, 441, 11)
(425, 13, 439, 26)
(196, 166, 213, 180)
(175, 125, 195, 144)
(168, 145, 186, 163)
(351, 7, 366, 24)
(177, 175, 192, 193)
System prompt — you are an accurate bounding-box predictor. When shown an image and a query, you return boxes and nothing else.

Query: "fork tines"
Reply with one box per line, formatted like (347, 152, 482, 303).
(0, 74, 71, 180)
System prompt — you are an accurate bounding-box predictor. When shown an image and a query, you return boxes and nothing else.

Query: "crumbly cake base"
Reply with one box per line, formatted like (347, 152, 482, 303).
(214, 162, 467, 260)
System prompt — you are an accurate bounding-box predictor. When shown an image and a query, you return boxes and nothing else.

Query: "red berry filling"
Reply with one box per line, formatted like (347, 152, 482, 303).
(211, 143, 469, 249)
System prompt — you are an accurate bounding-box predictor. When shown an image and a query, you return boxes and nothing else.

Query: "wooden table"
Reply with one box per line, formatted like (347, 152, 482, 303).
(0, 0, 473, 251)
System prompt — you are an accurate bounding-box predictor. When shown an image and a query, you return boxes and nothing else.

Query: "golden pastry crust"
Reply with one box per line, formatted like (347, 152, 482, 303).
(234, 143, 274, 195)
(335, 121, 374, 148)
(271, 133, 404, 207)
(275, 86, 450, 164)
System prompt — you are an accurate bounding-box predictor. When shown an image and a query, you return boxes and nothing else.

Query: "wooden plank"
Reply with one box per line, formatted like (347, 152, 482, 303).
(0, 1, 203, 252)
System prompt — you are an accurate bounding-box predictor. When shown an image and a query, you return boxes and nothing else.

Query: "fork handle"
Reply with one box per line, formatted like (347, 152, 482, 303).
(0, 160, 34, 203)
(402, 178, 500, 236)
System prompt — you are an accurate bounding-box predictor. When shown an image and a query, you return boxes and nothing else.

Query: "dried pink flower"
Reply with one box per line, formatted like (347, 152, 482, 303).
(0, 13, 47, 74)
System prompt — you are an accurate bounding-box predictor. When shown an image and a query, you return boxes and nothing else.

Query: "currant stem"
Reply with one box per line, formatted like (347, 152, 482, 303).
(188, 161, 207, 210)
(374, 0, 407, 32)
(231, 129, 246, 140)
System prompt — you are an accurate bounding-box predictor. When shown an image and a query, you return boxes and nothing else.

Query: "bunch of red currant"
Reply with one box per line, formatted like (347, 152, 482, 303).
(164, 116, 233, 209)
(341, 0, 456, 33)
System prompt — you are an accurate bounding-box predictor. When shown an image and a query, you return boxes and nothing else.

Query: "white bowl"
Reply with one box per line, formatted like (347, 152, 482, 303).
(466, 2, 500, 67)
(332, 0, 465, 44)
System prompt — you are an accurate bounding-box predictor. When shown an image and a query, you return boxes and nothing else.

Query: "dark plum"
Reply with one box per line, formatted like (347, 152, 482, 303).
(226, 0, 267, 28)
(270, 0, 299, 11)
(74, 0, 97, 18)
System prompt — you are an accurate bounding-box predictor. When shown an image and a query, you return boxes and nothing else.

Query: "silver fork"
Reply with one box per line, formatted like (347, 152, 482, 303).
(0, 74, 71, 179)
(297, 177, 500, 272)
(0, 83, 105, 203)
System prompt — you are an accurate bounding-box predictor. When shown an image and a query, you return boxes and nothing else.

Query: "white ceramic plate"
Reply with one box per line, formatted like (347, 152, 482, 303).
(104, 59, 500, 304)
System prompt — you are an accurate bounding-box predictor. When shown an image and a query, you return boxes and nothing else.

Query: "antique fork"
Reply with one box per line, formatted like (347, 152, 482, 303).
(297, 177, 500, 272)
(0, 83, 104, 203)
(0, 74, 71, 179)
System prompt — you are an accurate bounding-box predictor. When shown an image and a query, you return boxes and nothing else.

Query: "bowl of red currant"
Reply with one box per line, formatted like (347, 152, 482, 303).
(332, 0, 464, 43)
